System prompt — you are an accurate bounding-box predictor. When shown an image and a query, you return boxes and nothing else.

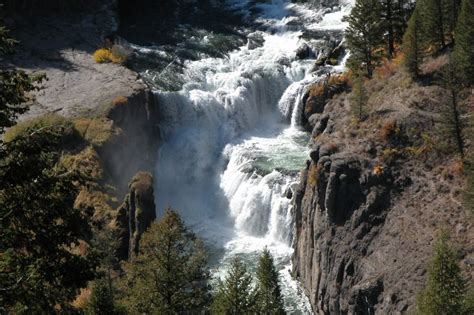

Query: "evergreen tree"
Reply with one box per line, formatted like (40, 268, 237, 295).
(87, 278, 123, 315)
(0, 25, 44, 135)
(91, 227, 121, 296)
(463, 113, 474, 215)
(380, 0, 409, 58)
(403, 5, 424, 78)
(350, 73, 368, 121)
(416, 231, 467, 314)
(0, 24, 95, 313)
(381, 0, 396, 58)
(212, 256, 258, 314)
(121, 209, 211, 314)
(255, 248, 285, 314)
(0, 127, 97, 313)
(444, 0, 462, 41)
(438, 56, 465, 157)
(452, 0, 474, 85)
(420, 0, 447, 49)
(345, 0, 385, 78)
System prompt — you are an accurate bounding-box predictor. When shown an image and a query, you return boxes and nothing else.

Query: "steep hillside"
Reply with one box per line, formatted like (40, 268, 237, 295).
(292, 62, 474, 314)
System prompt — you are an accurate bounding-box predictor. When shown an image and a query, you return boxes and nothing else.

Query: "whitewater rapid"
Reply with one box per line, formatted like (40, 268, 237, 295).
(148, 0, 352, 313)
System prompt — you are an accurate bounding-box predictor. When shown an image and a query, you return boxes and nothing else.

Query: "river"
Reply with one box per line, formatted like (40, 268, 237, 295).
(129, 0, 352, 312)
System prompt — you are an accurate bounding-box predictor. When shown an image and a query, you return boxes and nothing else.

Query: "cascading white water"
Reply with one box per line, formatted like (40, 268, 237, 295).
(150, 0, 352, 313)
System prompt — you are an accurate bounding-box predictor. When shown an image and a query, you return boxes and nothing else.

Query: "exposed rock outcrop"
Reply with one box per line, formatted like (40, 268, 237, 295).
(115, 171, 156, 260)
(301, 74, 348, 131)
(100, 90, 160, 195)
(292, 70, 474, 314)
(2, 0, 150, 120)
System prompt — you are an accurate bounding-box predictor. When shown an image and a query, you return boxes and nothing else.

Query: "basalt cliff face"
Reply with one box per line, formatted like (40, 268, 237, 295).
(292, 69, 474, 314)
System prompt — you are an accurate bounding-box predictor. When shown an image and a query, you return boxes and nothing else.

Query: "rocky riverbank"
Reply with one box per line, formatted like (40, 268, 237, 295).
(292, 61, 474, 314)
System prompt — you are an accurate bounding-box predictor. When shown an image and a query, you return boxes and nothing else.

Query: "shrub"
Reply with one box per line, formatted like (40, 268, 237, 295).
(379, 120, 401, 143)
(373, 165, 384, 175)
(3, 113, 75, 142)
(109, 45, 130, 64)
(93, 46, 129, 64)
(93, 48, 113, 63)
(73, 118, 117, 147)
(112, 96, 128, 106)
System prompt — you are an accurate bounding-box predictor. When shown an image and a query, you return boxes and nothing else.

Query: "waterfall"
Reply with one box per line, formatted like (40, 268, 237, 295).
(146, 0, 352, 312)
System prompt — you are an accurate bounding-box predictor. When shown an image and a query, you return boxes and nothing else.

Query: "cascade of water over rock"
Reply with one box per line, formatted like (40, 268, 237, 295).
(143, 0, 353, 312)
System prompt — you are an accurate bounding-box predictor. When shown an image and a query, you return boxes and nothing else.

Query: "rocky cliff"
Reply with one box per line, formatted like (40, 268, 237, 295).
(292, 67, 474, 314)
(115, 172, 156, 260)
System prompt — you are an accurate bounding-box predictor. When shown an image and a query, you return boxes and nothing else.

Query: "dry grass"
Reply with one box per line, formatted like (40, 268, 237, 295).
(379, 120, 400, 143)
(112, 95, 128, 106)
(307, 163, 322, 187)
(421, 54, 448, 76)
(4, 113, 73, 142)
(73, 118, 118, 147)
(72, 287, 91, 310)
(61, 147, 103, 181)
(75, 188, 115, 221)
(446, 159, 464, 177)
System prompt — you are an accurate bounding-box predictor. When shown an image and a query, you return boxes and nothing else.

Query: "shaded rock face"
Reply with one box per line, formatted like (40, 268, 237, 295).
(101, 90, 160, 195)
(293, 150, 395, 314)
(116, 172, 156, 260)
(292, 74, 474, 314)
(301, 76, 348, 131)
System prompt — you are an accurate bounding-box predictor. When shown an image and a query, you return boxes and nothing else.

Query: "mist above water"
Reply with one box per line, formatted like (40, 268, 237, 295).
(140, 0, 352, 312)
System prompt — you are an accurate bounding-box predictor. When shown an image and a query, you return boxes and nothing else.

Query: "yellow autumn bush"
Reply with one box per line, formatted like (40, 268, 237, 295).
(93, 48, 112, 63)
(93, 45, 129, 64)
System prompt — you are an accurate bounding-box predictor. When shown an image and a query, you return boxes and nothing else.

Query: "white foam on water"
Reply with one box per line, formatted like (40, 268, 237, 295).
(152, 0, 352, 312)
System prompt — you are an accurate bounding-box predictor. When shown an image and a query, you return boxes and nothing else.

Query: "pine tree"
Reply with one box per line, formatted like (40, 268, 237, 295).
(438, 56, 465, 157)
(444, 0, 462, 41)
(87, 279, 123, 315)
(420, 0, 447, 49)
(416, 231, 467, 314)
(452, 0, 474, 85)
(380, 0, 409, 58)
(0, 25, 44, 135)
(350, 73, 368, 121)
(0, 128, 97, 313)
(121, 209, 211, 314)
(345, 0, 385, 78)
(212, 256, 258, 314)
(255, 248, 285, 314)
(403, 5, 424, 78)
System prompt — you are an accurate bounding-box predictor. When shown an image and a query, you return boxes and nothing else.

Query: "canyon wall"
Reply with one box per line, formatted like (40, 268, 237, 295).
(292, 71, 474, 314)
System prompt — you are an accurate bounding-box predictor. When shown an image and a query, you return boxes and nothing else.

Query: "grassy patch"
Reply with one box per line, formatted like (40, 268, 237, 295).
(4, 113, 74, 142)
(73, 117, 119, 148)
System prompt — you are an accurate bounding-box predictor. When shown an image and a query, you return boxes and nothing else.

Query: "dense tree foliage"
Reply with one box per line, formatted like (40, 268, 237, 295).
(350, 74, 368, 121)
(453, 0, 474, 85)
(416, 231, 468, 314)
(121, 209, 211, 314)
(87, 278, 123, 315)
(402, 5, 423, 78)
(0, 127, 97, 313)
(438, 57, 466, 157)
(420, 0, 447, 49)
(380, 0, 411, 58)
(255, 248, 285, 314)
(0, 23, 96, 313)
(0, 26, 44, 135)
(212, 256, 258, 314)
(345, 0, 385, 77)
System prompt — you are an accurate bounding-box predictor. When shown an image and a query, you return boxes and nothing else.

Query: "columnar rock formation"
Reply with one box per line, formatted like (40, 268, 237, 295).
(292, 75, 473, 314)
(116, 172, 156, 260)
